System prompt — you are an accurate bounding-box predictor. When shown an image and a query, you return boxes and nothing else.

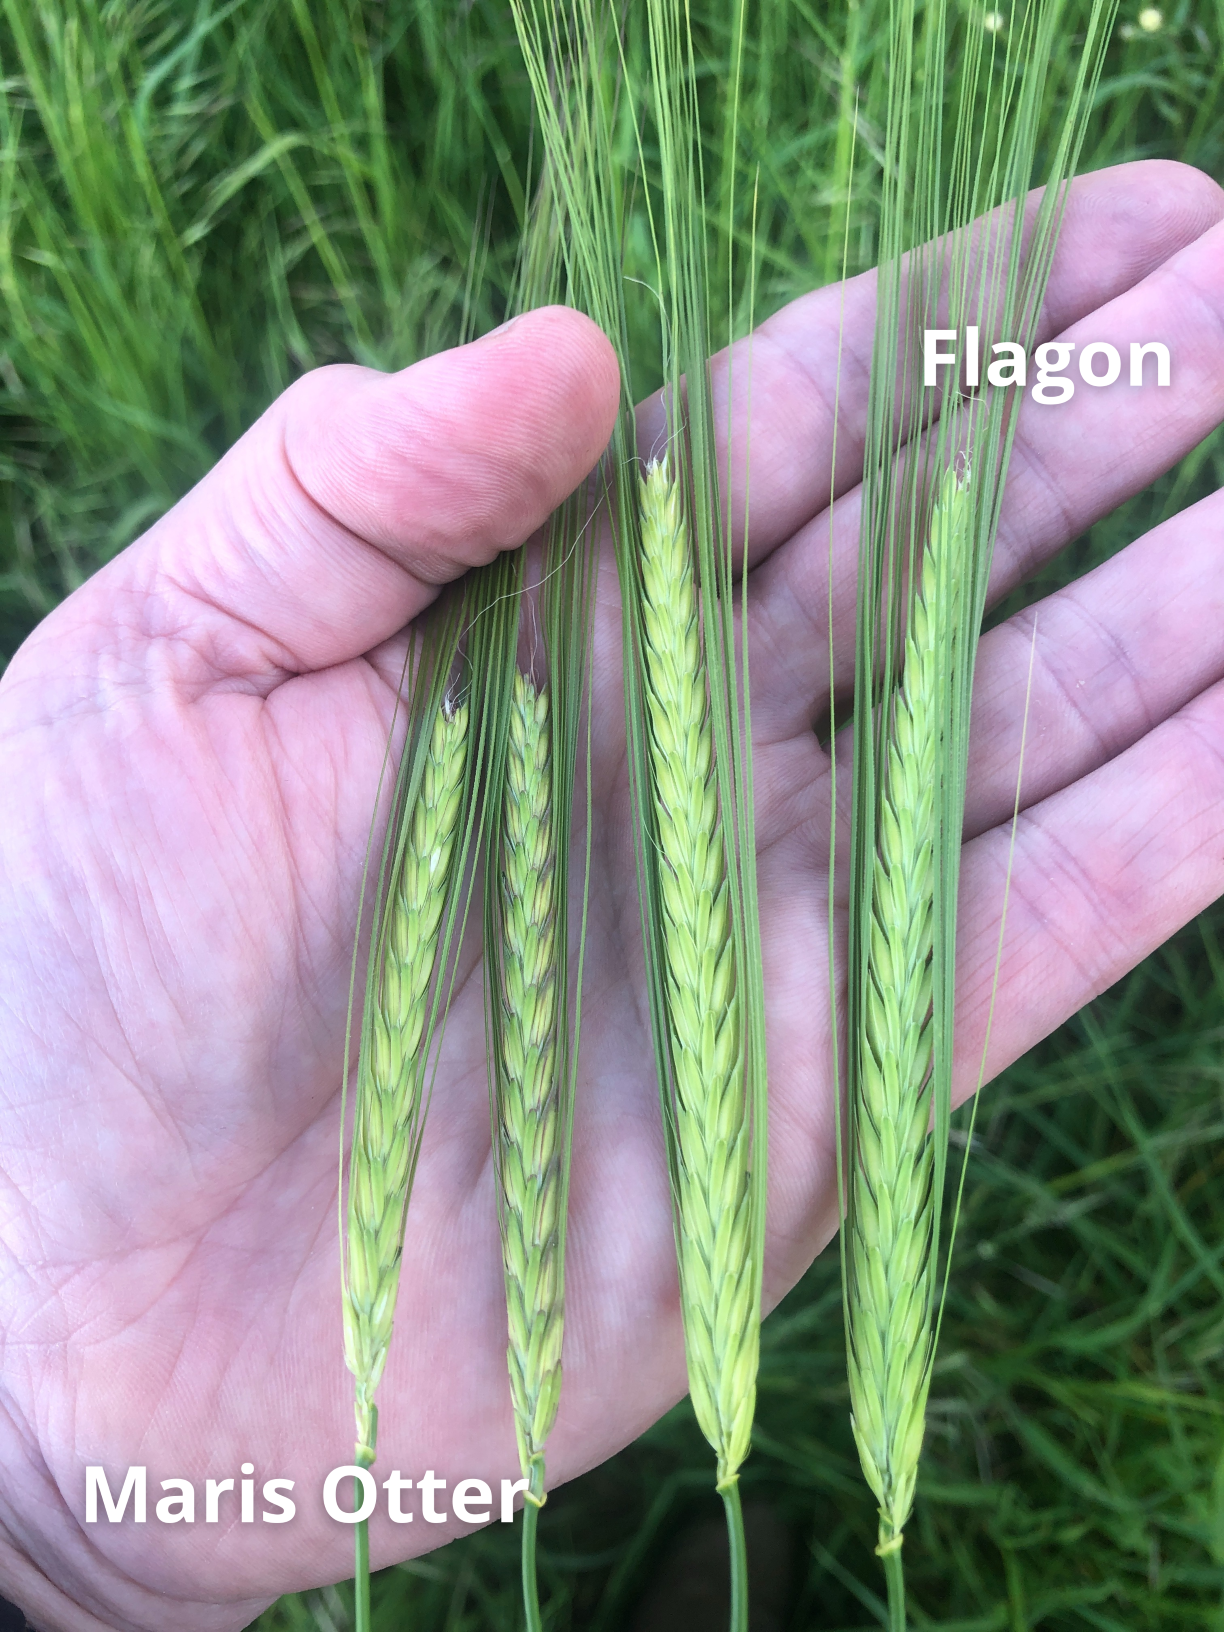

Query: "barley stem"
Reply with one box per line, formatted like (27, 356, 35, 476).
(884, 1546, 907, 1632)
(353, 1477, 371, 1632)
(521, 1498, 543, 1632)
(722, 1480, 749, 1632)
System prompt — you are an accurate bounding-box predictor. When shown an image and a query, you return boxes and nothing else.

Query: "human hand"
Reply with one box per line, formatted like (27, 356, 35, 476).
(0, 159, 1222, 1631)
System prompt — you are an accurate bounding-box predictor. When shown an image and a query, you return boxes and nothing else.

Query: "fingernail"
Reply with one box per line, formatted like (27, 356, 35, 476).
(483, 314, 525, 341)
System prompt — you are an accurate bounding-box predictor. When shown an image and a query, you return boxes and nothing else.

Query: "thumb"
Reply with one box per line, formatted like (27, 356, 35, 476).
(22, 307, 619, 690)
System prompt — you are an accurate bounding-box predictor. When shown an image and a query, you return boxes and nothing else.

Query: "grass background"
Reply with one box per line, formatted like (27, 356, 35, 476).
(3, 1, 1224, 1626)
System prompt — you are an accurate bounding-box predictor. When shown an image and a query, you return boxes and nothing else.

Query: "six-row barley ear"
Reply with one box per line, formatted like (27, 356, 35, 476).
(847, 461, 971, 1556)
(497, 670, 563, 1507)
(639, 456, 755, 1492)
(344, 696, 470, 1466)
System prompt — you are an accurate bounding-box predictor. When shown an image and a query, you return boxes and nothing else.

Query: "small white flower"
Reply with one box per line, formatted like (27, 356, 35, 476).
(1137, 5, 1163, 29)
(983, 8, 1006, 30)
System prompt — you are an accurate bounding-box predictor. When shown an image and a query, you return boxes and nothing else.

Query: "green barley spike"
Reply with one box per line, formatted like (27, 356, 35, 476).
(639, 456, 756, 1492)
(344, 697, 470, 1465)
(847, 461, 971, 1556)
(497, 670, 563, 1507)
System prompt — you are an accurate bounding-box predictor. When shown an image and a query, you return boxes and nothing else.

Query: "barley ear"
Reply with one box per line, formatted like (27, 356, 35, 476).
(497, 670, 563, 1506)
(639, 456, 756, 1492)
(344, 697, 470, 1463)
(847, 462, 971, 1554)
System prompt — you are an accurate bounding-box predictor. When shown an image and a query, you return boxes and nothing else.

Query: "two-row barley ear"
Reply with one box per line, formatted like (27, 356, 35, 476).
(497, 671, 563, 1507)
(847, 460, 971, 1551)
(638, 457, 757, 1493)
(344, 696, 470, 1462)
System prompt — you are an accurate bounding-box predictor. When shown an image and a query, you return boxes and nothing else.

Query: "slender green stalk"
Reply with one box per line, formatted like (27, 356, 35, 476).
(884, 1546, 906, 1632)
(722, 1481, 749, 1632)
(353, 1476, 371, 1632)
(521, 1498, 543, 1632)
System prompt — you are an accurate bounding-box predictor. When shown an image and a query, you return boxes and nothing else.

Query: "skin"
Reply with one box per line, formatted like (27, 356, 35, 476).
(1, 158, 1223, 1630)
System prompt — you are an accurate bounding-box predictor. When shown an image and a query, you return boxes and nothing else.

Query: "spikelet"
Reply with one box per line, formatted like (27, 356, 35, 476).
(847, 461, 971, 1553)
(639, 456, 755, 1491)
(344, 697, 470, 1464)
(496, 671, 563, 1506)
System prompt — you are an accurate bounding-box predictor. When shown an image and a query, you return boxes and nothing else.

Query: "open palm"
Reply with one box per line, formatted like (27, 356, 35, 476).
(2, 161, 1223, 1632)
